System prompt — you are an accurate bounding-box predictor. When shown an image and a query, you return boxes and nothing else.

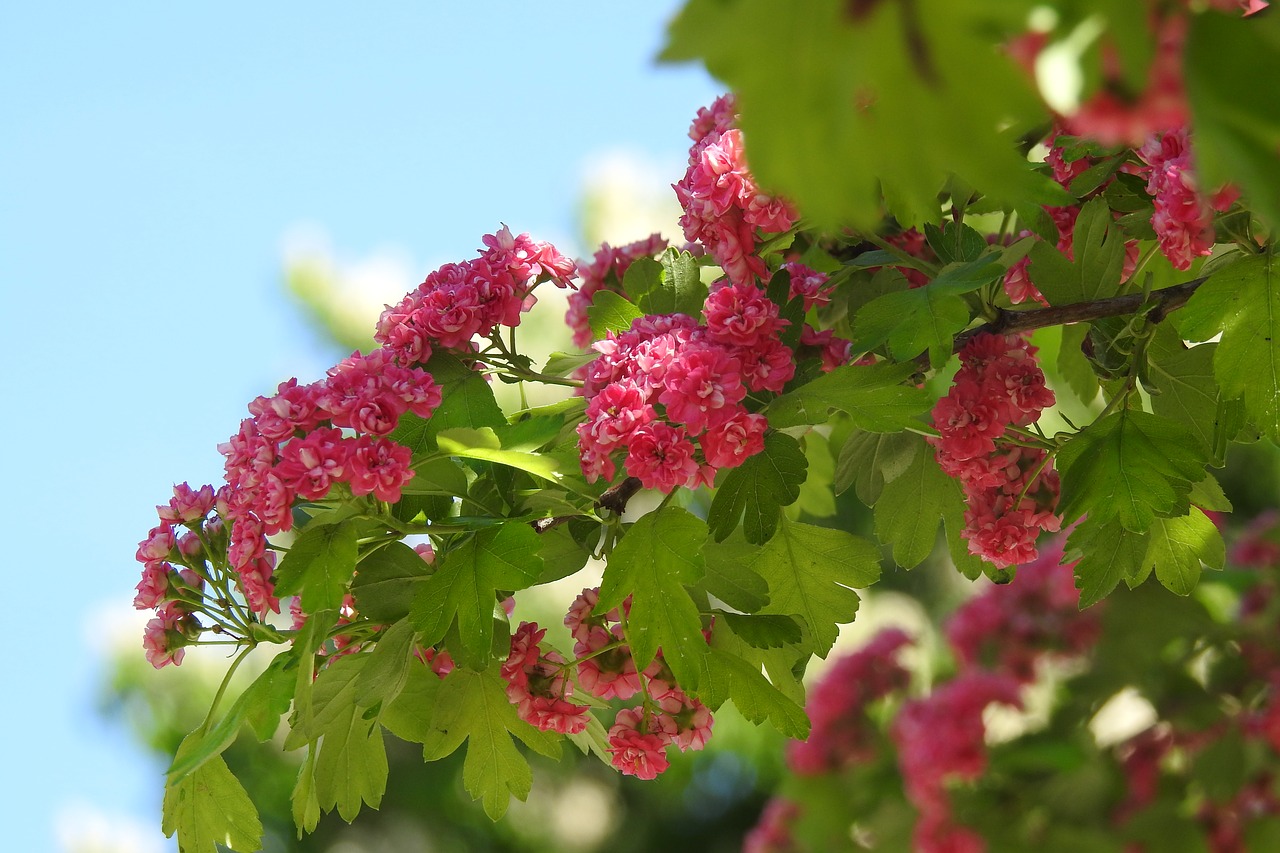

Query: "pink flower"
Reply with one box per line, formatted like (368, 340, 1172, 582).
(275, 428, 349, 501)
(157, 483, 216, 524)
(703, 281, 787, 347)
(624, 422, 702, 493)
(700, 411, 767, 470)
(607, 708, 672, 780)
(134, 561, 172, 610)
(136, 523, 176, 563)
(344, 435, 414, 502)
(658, 344, 746, 434)
(247, 378, 324, 443)
(142, 603, 193, 669)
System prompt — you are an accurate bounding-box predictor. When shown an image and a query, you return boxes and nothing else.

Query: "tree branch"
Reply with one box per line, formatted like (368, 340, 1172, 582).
(531, 477, 643, 535)
(956, 276, 1208, 351)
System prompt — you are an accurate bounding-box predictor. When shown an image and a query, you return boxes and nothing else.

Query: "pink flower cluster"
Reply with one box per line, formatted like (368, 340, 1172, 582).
(742, 798, 803, 853)
(564, 587, 713, 779)
(892, 671, 1024, 853)
(945, 541, 1099, 684)
(674, 95, 797, 285)
(565, 234, 668, 348)
(1136, 127, 1234, 271)
(931, 334, 1061, 569)
(578, 292, 793, 490)
(502, 622, 591, 735)
(787, 628, 913, 775)
(376, 225, 576, 363)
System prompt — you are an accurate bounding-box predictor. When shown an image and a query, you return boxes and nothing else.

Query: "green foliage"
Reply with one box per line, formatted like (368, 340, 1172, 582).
(274, 519, 359, 613)
(410, 524, 543, 669)
(1056, 408, 1208, 532)
(599, 507, 709, 689)
(872, 435, 964, 569)
(766, 362, 931, 432)
(163, 735, 263, 853)
(382, 662, 561, 820)
(1179, 250, 1280, 442)
(624, 247, 708, 315)
(663, 0, 1064, 230)
(1028, 197, 1128, 305)
(708, 430, 808, 544)
(588, 290, 644, 338)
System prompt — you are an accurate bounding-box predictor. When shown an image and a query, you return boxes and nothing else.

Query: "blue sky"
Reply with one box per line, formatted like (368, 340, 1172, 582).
(1, 4, 717, 849)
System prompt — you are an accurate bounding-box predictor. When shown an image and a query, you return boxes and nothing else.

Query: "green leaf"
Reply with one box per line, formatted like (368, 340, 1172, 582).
(1178, 251, 1280, 442)
(1058, 323, 1100, 407)
(392, 352, 506, 453)
(853, 256, 1001, 365)
(833, 428, 919, 504)
(925, 220, 987, 265)
(351, 541, 432, 623)
(1189, 475, 1232, 513)
(534, 523, 593, 584)
(695, 538, 771, 613)
(355, 618, 419, 711)
(708, 431, 807, 544)
(662, 0, 1059, 230)
(291, 746, 320, 839)
(1145, 508, 1225, 597)
(435, 427, 577, 491)
(1027, 197, 1127, 306)
(1066, 519, 1150, 608)
(766, 362, 930, 432)
(588, 290, 644, 338)
(308, 658, 388, 823)
(1056, 409, 1208, 532)
(543, 350, 599, 378)
(1146, 329, 1223, 458)
(167, 652, 294, 782)
(598, 507, 708, 690)
(400, 456, 469, 497)
(874, 438, 962, 569)
(697, 645, 810, 739)
(794, 432, 836, 518)
(410, 524, 543, 669)
(713, 516, 881, 657)
(719, 613, 803, 649)
(275, 519, 359, 613)
(1185, 11, 1280, 228)
(626, 248, 707, 315)
(163, 735, 263, 853)
(385, 663, 560, 820)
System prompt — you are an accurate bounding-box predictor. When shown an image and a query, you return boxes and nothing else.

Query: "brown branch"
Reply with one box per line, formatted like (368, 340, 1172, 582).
(954, 276, 1208, 352)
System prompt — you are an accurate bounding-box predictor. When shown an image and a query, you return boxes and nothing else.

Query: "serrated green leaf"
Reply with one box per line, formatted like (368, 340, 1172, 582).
(1178, 251, 1280, 442)
(291, 746, 320, 839)
(626, 248, 707, 315)
(1146, 508, 1224, 597)
(355, 618, 419, 711)
(834, 428, 919, 504)
(1067, 519, 1150, 608)
(598, 507, 708, 690)
(290, 655, 388, 823)
(1146, 325, 1221, 459)
(696, 537, 771, 612)
(925, 221, 987, 265)
(662, 0, 1059, 230)
(399, 456, 469, 497)
(387, 664, 560, 820)
(410, 524, 543, 669)
(534, 523, 593, 584)
(1028, 197, 1126, 306)
(715, 516, 880, 657)
(163, 735, 263, 853)
(766, 362, 930, 432)
(874, 438, 960, 569)
(1185, 11, 1280, 228)
(167, 652, 294, 782)
(588, 290, 644, 338)
(1056, 409, 1208, 532)
(351, 541, 432, 623)
(696, 646, 810, 739)
(1189, 475, 1232, 513)
(719, 613, 803, 649)
(708, 431, 807, 544)
(275, 519, 359, 613)
(1058, 323, 1100, 406)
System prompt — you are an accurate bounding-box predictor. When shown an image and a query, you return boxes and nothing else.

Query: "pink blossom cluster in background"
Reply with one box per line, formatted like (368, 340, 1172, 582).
(931, 333, 1061, 569)
(674, 94, 797, 285)
(134, 227, 574, 668)
(1135, 127, 1236, 270)
(945, 541, 1099, 683)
